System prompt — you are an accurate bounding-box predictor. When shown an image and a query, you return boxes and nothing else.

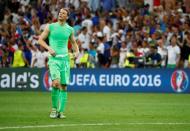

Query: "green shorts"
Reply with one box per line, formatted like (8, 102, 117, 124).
(48, 56, 70, 85)
(167, 64, 176, 68)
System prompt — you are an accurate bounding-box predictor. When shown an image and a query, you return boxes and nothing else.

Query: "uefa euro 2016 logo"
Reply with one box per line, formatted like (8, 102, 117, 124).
(171, 70, 189, 93)
(43, 70, 52, 91)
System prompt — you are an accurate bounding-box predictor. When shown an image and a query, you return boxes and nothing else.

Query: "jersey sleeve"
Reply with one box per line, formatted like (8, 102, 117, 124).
(70, 27, 74, 34)
(69, 27, 74, 38)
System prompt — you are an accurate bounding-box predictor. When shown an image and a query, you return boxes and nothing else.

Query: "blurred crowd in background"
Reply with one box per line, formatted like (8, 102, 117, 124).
(0, 0, 190, 68)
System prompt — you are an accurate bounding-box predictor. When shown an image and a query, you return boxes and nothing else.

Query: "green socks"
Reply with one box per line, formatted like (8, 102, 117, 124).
(51, 87, 59, 109)
(51, 88, 67, 113)
(58, 90, 67, 113)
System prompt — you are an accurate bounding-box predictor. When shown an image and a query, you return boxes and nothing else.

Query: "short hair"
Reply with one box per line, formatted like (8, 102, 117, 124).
(60, 8, 70, 16)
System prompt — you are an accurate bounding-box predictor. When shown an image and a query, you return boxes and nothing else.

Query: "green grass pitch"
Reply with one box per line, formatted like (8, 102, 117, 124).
(0, 92, 190, 131)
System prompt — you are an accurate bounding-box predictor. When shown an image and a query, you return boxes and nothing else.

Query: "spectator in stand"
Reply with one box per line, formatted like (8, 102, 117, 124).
(73, 19, 82, 38)
(96, 32, 106, 67)
(181, 31, 190, 68)
(81, 14, 93, 34)
(157, 38, 167, 67)
(31, 45, 48, 68)
(146, 45, 162, 67)
(91, 11, 100, 26)
(27, 43, 38, 68)
(88, 42, 97, 68)
(166, 35, 181, 68)
(110, 45, 120, 68)
(0, 0, 190, 68)
(12, 44, 28, 67)
(78, 26, 90, 50)
(100, 19, 111, 42)
(119, 41, 128, 68)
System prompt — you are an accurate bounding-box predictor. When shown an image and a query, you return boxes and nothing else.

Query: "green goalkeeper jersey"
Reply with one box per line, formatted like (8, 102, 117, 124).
(48, 22, 74, 56)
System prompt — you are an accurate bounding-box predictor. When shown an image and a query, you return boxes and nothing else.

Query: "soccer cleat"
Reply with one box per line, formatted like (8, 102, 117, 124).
(58, 112, 66, 119)
(49, 109, 58, 118)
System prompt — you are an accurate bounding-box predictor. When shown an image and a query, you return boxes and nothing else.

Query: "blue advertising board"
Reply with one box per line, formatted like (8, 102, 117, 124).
(42, 68, 190, 93)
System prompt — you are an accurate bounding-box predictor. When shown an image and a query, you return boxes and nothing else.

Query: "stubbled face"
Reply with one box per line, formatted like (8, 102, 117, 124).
(58, 9, 68, 21)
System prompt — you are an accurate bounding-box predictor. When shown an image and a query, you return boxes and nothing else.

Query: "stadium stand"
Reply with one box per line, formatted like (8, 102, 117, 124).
(0, 0, 190, 68)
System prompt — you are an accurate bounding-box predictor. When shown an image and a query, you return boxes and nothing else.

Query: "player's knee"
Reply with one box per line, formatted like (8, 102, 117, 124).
(52, 80, 60, 88)
(61, 85, 67, 91)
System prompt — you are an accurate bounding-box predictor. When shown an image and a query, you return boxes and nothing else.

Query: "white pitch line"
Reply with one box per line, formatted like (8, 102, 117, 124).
(0, 122, 190, 130)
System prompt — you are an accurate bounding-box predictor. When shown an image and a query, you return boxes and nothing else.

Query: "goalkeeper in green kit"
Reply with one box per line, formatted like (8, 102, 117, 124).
(38, 8, 79, 119)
